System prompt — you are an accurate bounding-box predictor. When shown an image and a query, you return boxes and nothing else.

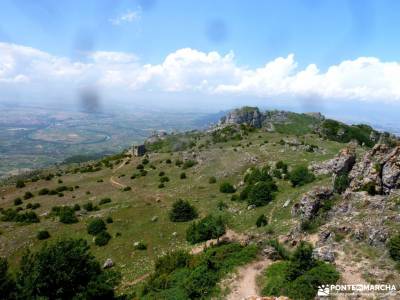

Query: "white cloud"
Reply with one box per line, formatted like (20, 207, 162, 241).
(109, 9, 141, 26)
(1, 42, 400, 104)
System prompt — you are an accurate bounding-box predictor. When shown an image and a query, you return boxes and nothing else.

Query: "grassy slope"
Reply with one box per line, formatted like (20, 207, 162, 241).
(0, 128, 348, 294)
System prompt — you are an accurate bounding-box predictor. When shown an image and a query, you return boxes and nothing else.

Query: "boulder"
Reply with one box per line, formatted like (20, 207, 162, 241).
(292, 187, 334, 221)
(103, 258, 114, 269)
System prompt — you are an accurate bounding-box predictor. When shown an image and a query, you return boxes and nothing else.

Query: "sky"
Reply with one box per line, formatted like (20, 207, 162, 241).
(1, 0, 400, 125)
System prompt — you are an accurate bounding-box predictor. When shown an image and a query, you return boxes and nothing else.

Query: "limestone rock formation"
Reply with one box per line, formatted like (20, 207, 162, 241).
(292, 187, 334, 221)
(348, 144, 400, 193)
(219, 107, 265, 128)
(310, 147, 356, 176)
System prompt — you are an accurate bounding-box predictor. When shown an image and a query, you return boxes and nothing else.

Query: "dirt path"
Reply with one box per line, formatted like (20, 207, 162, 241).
(109, 158, 129, 189)
(226, 258, 271, 300)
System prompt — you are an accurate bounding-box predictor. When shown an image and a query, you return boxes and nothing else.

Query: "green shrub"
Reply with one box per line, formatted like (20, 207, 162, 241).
(276, 161, 288, 173)
(0, 257, 16, 299)
(136, 164, 144, 170)
(159, 171, 165, 176)
(134, 242, 147, 250)
(217, 200, 228, 210)
(261, 242, 339, 300)
(160, 176, 170, 183)
(14, 198, 22, 206)
(23, 191, 34, 200)
(87, 218, 106, 236)
(180, 172, 186, 179)
(334, 172, 350, 194)
(247, 182, 276, 207)
(208, 176, 217, 184)
(219, 182, 236, 193)
(165, 159, 172, 164)
(169, 199, 198, 222)
(158, 183, 165, 188)
(95, 231, 111, 246)
(16, 180, 25, 188)
(388, 234, 400, 261)
(256, 214, 268, 227)
(38, 188, 50, 195)
(16, 238, 120, 298)
(106, 216, 113, 224)
(361, 182, 377, 195)
(289, 166, 315, 187)
(99, 198, 111, 205)
(141, 243, 257, 299)
(142, 158, 149, 165)
(83, 202, 98, 211)
(58, 207, 78, 224)
(182, 160, 196, 169)
(37, 230, 50, 240)
(266, 239, 290, 260)
(73, 204, 81, 211)
(1, 209, 40, 224)
(186, 215, 226, 244)
(122, 186, 132, 191)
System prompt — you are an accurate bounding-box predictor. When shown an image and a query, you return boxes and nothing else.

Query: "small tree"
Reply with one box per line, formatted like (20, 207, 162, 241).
(248, 182, 276, 207)
(14, 198, 23, 206)
(0, 258, 16, 299)
(219, 182, 236, 193)
(95, 231, 111, 246)
(256, 214, 268, 227)
(16, 180, 25, 188)
(87, 218, 106, 235)
(289, 166, 315, 187)
(16, 239, 120, 299)
(37, 230, 50, 240)
(169, 199, 198, 222)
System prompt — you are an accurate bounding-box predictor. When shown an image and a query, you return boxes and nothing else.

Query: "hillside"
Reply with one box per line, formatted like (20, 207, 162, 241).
(1, 107, 399, 299)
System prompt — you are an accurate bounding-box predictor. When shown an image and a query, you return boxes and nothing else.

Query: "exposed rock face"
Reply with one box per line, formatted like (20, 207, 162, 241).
(348, 144, 400, 193)
(310, 148, 356, 176)
(312, 246, 335, 262)
(219, 107, 265, 128)
(292, 187, 334, 221)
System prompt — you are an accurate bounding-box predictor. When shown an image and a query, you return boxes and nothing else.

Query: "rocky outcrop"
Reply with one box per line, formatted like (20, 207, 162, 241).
(310, 148, 356, 176)
(292, 187, 334, 221)
(312, 246, 335, 262)
(348, 144, 400, 194)
(219, 107, 265, 128)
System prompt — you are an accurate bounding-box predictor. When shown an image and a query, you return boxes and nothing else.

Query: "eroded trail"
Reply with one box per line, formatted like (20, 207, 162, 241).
(109, 158, 129, 189)
(226, 258, 271, 300)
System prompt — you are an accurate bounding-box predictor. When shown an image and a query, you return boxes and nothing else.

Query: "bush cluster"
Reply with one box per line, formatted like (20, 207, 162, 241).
(262, 241, 339, 300)
(0, 239, 120, 299)
(186, 215, 226, 244)
(169, 199, 198, 222)
(141, 242, 257, 299)
(289, 165, 315, 187)
(239, 167, 278, 207)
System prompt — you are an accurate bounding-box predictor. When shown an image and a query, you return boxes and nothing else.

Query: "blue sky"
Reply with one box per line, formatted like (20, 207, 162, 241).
(1, 0, 399, 68)
(0, 0, 400, 127)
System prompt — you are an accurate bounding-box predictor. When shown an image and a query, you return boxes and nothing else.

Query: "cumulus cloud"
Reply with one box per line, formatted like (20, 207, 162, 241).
(109, 9, 141, 25)
(1, 42, 400, 104)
